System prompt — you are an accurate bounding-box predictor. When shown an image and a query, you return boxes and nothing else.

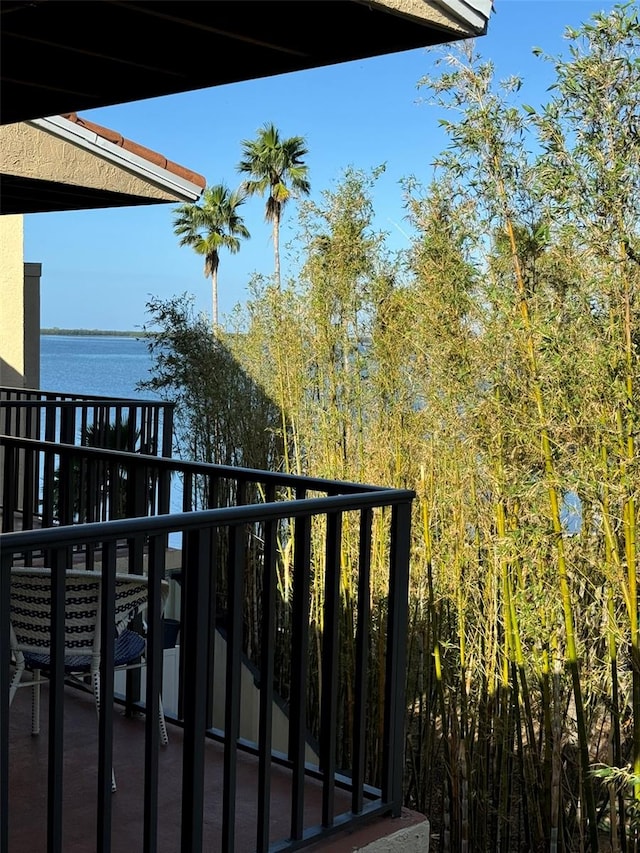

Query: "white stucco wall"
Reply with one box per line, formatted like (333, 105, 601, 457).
(370, 0, 482, 34)
(0, 215, 27, 388)
(1, 121, 192, 201)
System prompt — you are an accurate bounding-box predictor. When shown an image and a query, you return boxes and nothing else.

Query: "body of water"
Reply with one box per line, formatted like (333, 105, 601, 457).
(40, 334, 158, 399)
(40, 333, 182, 539)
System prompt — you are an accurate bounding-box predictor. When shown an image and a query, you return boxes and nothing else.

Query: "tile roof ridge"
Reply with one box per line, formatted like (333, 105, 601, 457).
(61, 112, 206, 190)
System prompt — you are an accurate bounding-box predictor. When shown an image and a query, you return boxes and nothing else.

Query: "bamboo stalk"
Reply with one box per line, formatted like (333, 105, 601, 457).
(501, 198, 599, 851)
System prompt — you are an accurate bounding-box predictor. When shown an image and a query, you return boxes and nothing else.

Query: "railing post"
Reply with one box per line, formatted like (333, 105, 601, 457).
(382, 499, 412, 816)
(1, 440, 16, 534)
(143, 535, 166, 853)
(60, 402, 75, 445)
(205, 476, 220, 729)
(161, 404, 174, 460)
(0, 555, 10, 853)
(48, 551, 67, 852)
(320, 510, 342, 828)
(97, 542, 117, 853)
(289, 510, 312, 841)
(44, 403, 56, 444)
(256, 487, 277, 853)
(221, 522, 245, 852)
(352, 507, 373, 815)
(181, 526, 212, 853)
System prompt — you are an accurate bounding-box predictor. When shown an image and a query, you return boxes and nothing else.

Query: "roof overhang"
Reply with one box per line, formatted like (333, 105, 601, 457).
(433, 0, 493, 31)
(0, 0, 492, 126)
(0, 114, 205, 214)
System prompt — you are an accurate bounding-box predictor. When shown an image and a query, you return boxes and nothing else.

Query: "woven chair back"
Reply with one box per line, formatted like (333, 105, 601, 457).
(9, 568, 165, 658)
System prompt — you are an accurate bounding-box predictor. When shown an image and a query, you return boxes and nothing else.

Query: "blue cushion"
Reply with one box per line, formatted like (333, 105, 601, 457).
(23, 629, 146, 673)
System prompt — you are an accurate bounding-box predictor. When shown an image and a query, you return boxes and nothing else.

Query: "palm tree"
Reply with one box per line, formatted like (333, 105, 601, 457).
(173, 183, 250, 329)
(237, 122, 310, 289)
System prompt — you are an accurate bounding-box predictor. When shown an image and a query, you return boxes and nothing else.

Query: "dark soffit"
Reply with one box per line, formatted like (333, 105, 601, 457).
(0, 0, 482, 125)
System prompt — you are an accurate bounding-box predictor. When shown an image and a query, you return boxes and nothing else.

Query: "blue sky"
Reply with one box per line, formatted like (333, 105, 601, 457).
(28, 0, 618, 331)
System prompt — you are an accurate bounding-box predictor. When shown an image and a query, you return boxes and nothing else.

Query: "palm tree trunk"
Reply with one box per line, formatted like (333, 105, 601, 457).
(212, 269, 219, 330)
(273, 209, 281, 290)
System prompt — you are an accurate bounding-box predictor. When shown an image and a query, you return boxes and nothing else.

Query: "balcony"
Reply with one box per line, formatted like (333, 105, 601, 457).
(1, 391, 423, 853)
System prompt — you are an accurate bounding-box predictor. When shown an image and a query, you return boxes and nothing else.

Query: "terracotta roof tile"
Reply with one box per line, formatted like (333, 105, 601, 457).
(61, 112, 206, 190)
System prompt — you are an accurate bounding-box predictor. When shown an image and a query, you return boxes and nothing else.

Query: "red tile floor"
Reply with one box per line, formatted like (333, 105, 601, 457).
(7, 681, 425, 852)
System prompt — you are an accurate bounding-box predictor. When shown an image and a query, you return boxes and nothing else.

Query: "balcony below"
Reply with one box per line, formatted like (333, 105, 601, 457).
(8, 680, 429, 852)
(2, 391, 424, 852)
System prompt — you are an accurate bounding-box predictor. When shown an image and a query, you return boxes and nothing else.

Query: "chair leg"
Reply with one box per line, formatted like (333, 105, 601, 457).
(31, 670, 41, 735)
(8, 657, 25, 706)
(159, 696, 169, 747)
(8, 658, 40, 736)
(92, 669, 100, 714)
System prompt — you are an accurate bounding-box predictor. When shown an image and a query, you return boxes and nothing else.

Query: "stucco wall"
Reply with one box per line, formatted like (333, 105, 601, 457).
(0, 215, 26, 388)
(371, 0, 468, 33)
(0, 218, 41, 389)
(1, 121, 185, 201)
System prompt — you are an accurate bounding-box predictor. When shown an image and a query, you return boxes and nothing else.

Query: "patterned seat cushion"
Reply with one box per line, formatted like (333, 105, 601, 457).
(23, 629, 146, 673)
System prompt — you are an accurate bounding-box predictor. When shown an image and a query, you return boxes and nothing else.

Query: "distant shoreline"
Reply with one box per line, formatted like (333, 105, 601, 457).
(41, 329, 150, 338)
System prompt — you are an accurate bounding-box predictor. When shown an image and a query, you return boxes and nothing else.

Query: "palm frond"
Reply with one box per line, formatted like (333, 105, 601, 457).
(172, 182, 250, 322)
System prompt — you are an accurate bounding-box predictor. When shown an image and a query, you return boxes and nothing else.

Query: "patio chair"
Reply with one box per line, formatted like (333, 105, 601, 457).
(8, 567, 170, 791)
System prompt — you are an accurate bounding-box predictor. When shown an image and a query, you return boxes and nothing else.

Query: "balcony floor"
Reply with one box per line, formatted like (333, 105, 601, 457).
(8, 681, 426, 852)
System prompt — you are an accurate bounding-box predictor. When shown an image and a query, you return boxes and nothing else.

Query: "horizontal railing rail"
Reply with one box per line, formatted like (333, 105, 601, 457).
(1, 434, 414, 853)
(0, 435, 388, 493)
(0, 433, 391, 537)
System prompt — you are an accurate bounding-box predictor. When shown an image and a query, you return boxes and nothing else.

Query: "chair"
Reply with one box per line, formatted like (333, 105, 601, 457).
(8, 567, 170, 791)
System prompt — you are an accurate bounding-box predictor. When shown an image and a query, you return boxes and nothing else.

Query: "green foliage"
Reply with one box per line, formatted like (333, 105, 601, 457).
(53, 417, 138, 522)
(139, 293, 281, 475)
(534, 2, 640, 261)
(145, 6, 639, 849)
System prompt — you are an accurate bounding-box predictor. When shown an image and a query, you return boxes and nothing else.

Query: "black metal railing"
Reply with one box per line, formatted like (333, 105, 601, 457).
(0, 386, 174, 458)
(0, 435, 414, 853)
